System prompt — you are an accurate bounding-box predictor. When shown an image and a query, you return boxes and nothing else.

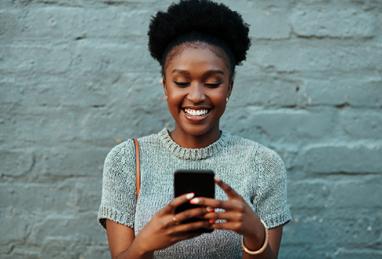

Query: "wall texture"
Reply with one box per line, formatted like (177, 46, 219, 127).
(1, 0, 381, 258)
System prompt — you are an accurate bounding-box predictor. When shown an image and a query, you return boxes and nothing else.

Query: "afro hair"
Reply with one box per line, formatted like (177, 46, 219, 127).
(148, 0, 251, 67)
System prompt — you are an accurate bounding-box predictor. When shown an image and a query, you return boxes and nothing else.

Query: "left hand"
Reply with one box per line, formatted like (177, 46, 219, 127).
(189, 177, 262, 239)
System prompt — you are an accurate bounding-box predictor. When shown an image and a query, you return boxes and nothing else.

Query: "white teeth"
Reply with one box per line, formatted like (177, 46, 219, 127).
(184, 108, 209, 116)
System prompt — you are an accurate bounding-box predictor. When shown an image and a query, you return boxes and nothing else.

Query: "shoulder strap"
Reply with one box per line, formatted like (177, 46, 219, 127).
(133, 138, 140, 198)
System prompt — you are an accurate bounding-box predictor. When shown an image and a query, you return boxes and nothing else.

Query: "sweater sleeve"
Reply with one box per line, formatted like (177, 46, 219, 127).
(253, 148, 292, 229)
(98, 140, 136, 229)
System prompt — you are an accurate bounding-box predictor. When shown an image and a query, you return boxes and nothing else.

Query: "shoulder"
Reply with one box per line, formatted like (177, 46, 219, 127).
(105, 139, 134, 164)
(102, 139, 137, 180)
(104, 130, 162, 165)
(226, 133, 280, 158)
(226, 132, 285, 174)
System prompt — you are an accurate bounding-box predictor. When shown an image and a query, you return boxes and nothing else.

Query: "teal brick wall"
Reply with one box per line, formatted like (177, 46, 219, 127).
(1, 0, 381, 258)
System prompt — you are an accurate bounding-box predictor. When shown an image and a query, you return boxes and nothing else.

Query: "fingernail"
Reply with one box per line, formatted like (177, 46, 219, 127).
(190, 198, 200, 204)
(206, 207, 214, 212)
(215, 177, 221, 182)
(186, 193, 195, 199)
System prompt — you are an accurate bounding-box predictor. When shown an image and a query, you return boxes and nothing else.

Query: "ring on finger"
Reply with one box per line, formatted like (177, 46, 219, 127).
(172, 216, 179, 225)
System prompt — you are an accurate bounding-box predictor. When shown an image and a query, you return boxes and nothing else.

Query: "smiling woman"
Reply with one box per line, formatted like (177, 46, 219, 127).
(164, 44, 231, 147)
(97, 1, 291, 259)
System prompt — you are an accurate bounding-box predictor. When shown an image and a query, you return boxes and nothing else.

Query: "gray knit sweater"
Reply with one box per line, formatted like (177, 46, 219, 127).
(98, 128, 291, 259)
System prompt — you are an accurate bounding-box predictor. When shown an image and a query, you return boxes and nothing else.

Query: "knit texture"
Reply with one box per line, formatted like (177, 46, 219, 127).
(98, 128, 291, 258)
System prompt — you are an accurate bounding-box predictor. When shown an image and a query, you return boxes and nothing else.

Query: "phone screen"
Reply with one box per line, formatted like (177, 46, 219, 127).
(174, 169, 215, 233)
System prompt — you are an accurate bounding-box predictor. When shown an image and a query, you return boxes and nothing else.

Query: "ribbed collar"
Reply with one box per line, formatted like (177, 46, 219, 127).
(158, 128, 228, 160)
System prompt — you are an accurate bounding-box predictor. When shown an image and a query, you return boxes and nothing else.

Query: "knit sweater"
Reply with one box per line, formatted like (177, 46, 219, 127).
(98, 128, 291, 259)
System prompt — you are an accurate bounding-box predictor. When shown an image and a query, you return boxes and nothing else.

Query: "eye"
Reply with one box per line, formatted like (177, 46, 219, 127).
(173, 81, 190, 87)
(205, 82, 222, 88)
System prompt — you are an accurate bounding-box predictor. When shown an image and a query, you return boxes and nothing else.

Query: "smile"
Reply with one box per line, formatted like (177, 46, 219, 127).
(182, 108, 211, 122)
(184, 108, 210, 116)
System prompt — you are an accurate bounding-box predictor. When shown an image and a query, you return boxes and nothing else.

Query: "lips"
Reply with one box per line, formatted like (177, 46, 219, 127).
(181, 107, 212, 122)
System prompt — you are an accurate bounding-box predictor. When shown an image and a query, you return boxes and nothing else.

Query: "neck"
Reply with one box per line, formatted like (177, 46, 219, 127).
(170, 125, 221, 148)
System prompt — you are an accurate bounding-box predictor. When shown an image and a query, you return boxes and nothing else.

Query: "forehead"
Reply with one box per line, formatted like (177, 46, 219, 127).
(165, 43, 230, 74)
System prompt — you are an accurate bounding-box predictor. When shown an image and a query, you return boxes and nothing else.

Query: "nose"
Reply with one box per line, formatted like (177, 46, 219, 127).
(186, 83, 206, 103)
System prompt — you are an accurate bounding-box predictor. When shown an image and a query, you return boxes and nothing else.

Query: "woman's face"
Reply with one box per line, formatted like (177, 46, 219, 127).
(163, 43, 232, 138)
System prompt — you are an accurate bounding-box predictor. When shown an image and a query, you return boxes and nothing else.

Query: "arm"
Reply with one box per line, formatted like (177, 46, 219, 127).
(242, 226, 283, 259)
(106, 220, 153, 259)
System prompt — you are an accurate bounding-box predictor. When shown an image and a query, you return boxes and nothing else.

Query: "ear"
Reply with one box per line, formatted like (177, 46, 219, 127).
(162, 77, 168, 97)
(227, 80, 234, 99)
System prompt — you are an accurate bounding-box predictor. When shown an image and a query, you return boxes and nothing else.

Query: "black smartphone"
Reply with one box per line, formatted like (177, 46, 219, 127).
(174, 169, 215, 233)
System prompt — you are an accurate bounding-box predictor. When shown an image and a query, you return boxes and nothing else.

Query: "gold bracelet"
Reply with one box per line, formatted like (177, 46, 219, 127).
(241, 219, 268, 255)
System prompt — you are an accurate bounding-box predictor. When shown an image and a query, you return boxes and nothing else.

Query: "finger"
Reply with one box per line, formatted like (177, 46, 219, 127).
(190, 197, 243, 211)
(160, 193, 195, 215)
(215, 177, 241, 199)
(212, 221, 242, 232)
(204, 211, 242, 221)
(171, 220, 212, 235)
(175, 207, 210, 223)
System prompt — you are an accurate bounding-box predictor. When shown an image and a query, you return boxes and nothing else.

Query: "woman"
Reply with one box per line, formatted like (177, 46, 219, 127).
(98, 0, 291, 258)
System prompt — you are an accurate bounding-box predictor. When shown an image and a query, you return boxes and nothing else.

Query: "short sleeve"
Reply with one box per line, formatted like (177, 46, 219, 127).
(253, 148, 292, 229)
(97, 140, 136, 229)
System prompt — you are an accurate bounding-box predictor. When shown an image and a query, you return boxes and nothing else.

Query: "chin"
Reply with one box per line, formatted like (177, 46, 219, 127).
(178, 122, 217, 137)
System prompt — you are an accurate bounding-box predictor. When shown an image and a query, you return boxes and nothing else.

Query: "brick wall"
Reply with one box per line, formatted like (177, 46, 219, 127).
(1, 0, 381, 258)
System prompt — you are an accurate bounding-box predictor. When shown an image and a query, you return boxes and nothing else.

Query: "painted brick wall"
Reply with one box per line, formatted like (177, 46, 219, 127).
(1, 0, 381, 258)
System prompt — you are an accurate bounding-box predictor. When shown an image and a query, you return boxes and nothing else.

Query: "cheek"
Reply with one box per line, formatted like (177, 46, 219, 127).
(209, 91, 228, 107)
(166, 90, 184, 110)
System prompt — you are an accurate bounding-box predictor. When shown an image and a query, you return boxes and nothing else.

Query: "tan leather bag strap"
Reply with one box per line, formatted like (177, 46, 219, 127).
(133, 138, 140, 198)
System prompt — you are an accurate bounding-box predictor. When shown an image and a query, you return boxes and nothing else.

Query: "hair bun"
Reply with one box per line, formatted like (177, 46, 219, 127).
(148, 0, 251, 66)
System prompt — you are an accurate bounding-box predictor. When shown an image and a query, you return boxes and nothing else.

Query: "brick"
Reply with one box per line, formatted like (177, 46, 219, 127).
(282, 218, 329, 245)
(329, 178, 382, 208)
(280, 246, 330, 259)
(289, 177, 382, 210)
(71, 40, 157, 73)
(288, 180, 331, 209)
(81, 245, 109, 259)
(0, 45, 71, 74)
(0, 211, 28, 245)
(40, 237, 83, 259)
(230, 75, 304, 108)
(252, 41, 382, 72)
(291, 7, 377, 38)
(0, 150, 34, 177)
(334, 248, 382, 259)
(0, 10, 20, 41)
(285, 207, 382, 245)
(223, 108, 336, 144)
(338, 109, 382, 139)
(78, 7, 152, 38)
(4, 106, 88, 145)
(300, 144, 382, 174)
(236, 1, 290, 39)
(0, 183, 73, 212)
(29, 212, 103, 245)
(0, 248, 39, 259)
(19, 6, 152, 40)
(1, 100, 167, 147)
(0, 75, 110, 108)
(302, 76, 382, 108)
(65, 178, 102, 213)
(32, 146, 106, 177)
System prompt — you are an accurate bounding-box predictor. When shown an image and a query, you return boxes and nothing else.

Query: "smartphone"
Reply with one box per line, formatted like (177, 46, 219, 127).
(174, 169, 215, 233)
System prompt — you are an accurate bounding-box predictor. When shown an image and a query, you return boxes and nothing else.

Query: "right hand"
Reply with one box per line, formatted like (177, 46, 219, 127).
(134, 193, 212, 253)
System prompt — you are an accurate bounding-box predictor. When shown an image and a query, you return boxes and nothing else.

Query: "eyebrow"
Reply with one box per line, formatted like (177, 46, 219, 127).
(171, 69, 225, 75)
